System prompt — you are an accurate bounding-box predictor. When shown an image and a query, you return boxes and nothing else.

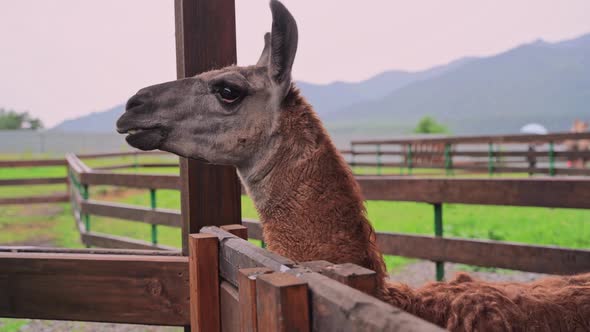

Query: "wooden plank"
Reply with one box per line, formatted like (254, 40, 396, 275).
(0, 194, 69, 205)
(81, 232, 177, 251)
(200, 227, 438, 331)
(352, 132, 590, 145)
(238, 268, 273, 332)
(357, 176, 590, 208)
(243, 221, 590, 274)
(288, 268, 443, 332)
(256, 272, 309, 332)
(81, 171, 180, 189)
(0, 177, 67, 186)
(220, 281, 240, 332)
(376, 232, 590, 275)
(78, 151, 168, 159)
(66, 153, 92, 173)
(80, 200, 182, 227)
(189, 233, 221, 332)
(0, 252, 189, 325)
(92, 163, 179, 171)
(242, 219, 263, 241)
(305, 262, 378, 297)
(200, 227, 295, 287)
(0, 159, 65, 167)
(221, 224, 248, 240)
(0, 246, 181, 256)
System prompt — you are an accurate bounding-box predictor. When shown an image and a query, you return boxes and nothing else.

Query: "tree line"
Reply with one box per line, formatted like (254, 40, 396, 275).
(0, 108, 43, 130)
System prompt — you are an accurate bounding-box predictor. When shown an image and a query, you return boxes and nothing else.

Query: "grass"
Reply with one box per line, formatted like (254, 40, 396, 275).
(0, 319, 29, 332)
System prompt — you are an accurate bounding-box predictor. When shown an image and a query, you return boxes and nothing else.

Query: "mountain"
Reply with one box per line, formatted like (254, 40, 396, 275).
(52, 104, 124, 132)
(325, 33, 590, 135)
(297, 57, 473, 116)
(52, 33, 590, 137)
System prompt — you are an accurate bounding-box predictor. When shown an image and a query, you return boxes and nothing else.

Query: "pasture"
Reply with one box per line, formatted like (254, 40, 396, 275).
(2, 153, 589, 266)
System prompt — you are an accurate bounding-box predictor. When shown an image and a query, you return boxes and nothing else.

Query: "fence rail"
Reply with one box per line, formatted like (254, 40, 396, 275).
(3, 147, 590, 279)
(346, 131, 590, 176)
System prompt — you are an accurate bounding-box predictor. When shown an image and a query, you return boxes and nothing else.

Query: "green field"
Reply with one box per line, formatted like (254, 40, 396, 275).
(1, 156, 590, 331)
(2, 158, 589, 264)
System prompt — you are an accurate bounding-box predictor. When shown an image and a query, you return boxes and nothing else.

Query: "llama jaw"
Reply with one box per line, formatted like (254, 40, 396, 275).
(122, 127, 166, 151)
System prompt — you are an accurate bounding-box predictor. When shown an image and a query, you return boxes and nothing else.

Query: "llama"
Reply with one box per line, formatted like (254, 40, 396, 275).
(117, 1, 590, 330)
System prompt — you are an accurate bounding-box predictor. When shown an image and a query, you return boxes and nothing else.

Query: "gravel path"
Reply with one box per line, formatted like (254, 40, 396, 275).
(389, 261, 547, 288)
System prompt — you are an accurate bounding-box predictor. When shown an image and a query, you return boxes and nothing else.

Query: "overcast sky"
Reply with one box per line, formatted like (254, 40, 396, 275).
(1, 0, 589, 127)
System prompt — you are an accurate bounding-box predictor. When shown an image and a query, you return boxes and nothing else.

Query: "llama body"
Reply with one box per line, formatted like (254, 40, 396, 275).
(117, 1, 590, 330)
(242, 85, 590, 331)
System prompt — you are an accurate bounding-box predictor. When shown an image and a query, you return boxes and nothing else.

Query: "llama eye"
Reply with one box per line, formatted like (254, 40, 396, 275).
(216, 85, 244, 104)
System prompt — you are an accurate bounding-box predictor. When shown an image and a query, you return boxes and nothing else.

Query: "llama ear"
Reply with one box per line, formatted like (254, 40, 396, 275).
(268, 0, 298, 94)
(256, 32, 271, 66)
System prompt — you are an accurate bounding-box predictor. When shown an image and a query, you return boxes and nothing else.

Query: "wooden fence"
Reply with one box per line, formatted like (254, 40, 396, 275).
(2, 225, 444, 331)
(57, 153, 590, 280)
(2, 151, 590, 280)
(344, 132, 590, 176)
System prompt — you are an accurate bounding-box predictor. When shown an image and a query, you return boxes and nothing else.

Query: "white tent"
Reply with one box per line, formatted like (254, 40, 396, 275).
(520, 123, 548, 135)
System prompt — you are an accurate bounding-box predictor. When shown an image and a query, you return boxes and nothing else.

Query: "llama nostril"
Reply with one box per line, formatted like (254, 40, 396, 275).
(126, 89, 153, 111)
(126, 94, 146, 111)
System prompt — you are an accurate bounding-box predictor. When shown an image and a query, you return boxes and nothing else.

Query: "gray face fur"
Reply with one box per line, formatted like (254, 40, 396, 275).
(116, 0, 297, 169)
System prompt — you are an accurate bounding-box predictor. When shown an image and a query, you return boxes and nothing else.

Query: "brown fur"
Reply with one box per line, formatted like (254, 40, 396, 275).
(249, 86, 590, 331)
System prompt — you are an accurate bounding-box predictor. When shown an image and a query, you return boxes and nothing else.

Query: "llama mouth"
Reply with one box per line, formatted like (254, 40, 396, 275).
(123, 127, 167, 151)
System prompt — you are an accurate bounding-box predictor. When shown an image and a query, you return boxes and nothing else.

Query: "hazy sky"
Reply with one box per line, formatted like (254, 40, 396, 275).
(1, 1, 590, 127)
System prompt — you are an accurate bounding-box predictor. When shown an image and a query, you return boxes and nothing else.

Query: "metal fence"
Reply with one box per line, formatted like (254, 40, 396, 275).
(0, 130, 132, 154)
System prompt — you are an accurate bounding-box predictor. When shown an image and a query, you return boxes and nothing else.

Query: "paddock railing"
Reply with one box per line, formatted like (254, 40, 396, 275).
(58, 152, 590, 281)
(343, 132, 590, 176)
(0, 225, 443, 331)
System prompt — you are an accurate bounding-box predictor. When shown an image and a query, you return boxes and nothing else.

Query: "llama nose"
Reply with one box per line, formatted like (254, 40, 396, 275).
(126, 90, 152, 111)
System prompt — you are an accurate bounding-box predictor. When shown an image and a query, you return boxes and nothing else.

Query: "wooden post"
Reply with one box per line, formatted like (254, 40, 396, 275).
(238, 268, 273, 332)
(256, 272, 310, 332)
(175, 0, 241, 256)
(221, 224, 249, 240)
(189, 233, 220, 332)
(301, 261, 378, 297)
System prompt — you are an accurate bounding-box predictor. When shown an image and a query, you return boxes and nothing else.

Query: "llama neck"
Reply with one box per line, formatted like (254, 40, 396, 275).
(238, 88, 387, 282)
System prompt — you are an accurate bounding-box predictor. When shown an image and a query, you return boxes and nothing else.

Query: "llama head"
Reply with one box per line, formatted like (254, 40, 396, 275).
(116, 0, 298, 167)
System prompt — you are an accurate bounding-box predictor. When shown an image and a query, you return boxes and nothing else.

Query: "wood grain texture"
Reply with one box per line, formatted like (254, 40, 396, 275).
(286, 268, 443, 332)
(175, 0, 241, 256)
(0, 253, 189, 325)
(357, 176, 590, 208)
(220, 281, 240, 332)
(81, 232, 176, 251)
(0, 194, 69, 205)
(189, 233, 221, 332)
(256, 272, 309, 332)
(0, 246, 181, 256)
(0, 177, 67, 186)
(316, 262, 378, 297)
(80, 200, 182, 227)
(238, 268, 273, 332)
(221, 224, 248, 240)
(376, 232, 590, 275)
(200, 227, 295, 287)
(0, 159, 65, 167)
(81, 172, 180, 190)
